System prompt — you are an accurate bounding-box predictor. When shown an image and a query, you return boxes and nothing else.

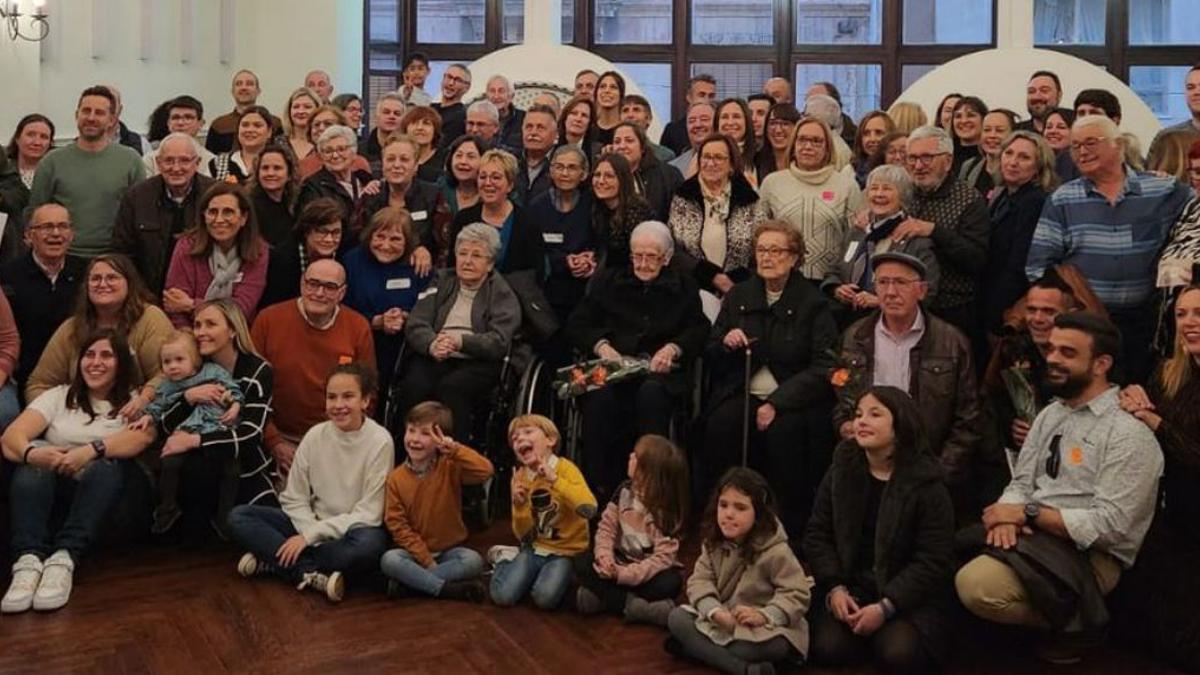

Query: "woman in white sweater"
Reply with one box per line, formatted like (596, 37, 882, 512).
(758, 118, 863, 284)
(227, 363, 393, 602)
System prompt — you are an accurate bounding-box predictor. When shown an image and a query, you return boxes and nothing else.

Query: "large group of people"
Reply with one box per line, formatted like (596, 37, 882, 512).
(1, 56, 1200, 674)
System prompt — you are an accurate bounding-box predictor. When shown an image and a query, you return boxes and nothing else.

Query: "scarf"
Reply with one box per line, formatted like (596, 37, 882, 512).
(787, 163, 835, 186)
(206, 244, 243, 301)
(699, 179, 732, 267)
(852, 211, 907, 290)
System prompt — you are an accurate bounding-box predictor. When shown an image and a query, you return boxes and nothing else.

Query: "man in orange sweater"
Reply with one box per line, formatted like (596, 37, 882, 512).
(379, 402, 494, 601)
(251, 259, 375, 476)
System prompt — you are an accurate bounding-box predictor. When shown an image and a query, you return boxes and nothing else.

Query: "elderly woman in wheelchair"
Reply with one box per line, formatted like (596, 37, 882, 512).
(397, 223, 522, 441)
(564, 220, 709, 500)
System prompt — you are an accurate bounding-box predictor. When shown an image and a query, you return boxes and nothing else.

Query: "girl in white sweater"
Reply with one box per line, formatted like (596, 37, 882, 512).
(227, 363, 393, 602)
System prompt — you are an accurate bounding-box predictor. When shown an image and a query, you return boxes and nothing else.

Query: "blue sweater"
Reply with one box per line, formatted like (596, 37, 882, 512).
(343, 245, 430, 319)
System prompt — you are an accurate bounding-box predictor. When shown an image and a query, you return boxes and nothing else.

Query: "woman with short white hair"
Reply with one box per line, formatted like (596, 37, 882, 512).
(296, 125, 375, 237)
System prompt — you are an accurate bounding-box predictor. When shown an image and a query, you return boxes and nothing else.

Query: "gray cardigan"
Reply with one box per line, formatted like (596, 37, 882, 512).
(404, 269, 521, 361)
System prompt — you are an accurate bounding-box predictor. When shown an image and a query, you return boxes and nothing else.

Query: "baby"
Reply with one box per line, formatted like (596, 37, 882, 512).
(131, 330, 244, 534)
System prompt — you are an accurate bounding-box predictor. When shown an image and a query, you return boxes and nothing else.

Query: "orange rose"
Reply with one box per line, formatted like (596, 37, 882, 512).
(591, 365, 608, 385)
(830, 368, 851, 388)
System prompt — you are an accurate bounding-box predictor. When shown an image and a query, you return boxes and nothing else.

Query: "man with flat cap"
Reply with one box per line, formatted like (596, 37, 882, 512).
(832, 251, 982, 520)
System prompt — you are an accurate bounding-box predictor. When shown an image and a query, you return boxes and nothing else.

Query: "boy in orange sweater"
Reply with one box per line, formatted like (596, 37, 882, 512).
(379, 402, 494, 601)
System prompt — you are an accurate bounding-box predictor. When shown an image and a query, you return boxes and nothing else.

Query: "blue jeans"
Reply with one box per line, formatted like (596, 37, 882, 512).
(9, 458, 126, 563)
(226, 504, 389, 583)
(380, 546, 484, 596)
(0, 382, 19, 432)
(489, 547, 574, 609)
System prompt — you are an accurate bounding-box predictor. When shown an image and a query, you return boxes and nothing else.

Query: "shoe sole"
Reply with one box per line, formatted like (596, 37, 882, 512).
(1, 598, 33, 613)
(32, 595, 69, 611)
(237, 553, 258, 578)
(326, 572, 345, 602)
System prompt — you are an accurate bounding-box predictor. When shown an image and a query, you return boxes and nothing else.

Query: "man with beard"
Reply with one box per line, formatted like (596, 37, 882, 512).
(433, 64, 472, 150)
(958, 311, 1162, 665)
(30, 85, 146, 258)
(1017, 70, 1062, 134)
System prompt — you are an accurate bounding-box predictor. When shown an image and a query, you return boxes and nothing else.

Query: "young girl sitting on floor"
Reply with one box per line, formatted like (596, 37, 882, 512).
(575, 434, 688, 625)
(666, 467, 813, 675)
(226, 363, 392, 602)
(489, 414, 596, 610)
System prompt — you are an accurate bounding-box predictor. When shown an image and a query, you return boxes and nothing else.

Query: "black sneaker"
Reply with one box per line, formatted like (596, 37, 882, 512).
(440, 579, 485, 603)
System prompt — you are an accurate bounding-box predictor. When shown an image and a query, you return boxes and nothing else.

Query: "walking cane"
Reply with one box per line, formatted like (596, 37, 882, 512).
(741, 343, 753, 468)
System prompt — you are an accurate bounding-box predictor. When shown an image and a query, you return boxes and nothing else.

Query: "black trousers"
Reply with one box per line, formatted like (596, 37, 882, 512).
(396, 356, 502, 441)
(573, 549, 683, 614)
(698, 395, 833, 537)
(580, 376, 675, 500)
(1110, 305, 1156, 386)
(808, 602, 932, 675)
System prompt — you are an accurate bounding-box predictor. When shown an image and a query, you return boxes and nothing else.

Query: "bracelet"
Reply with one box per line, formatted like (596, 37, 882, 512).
(90, 439, 107, 458)
(880, 597, 897, 620)
(22, 444, 36, 464)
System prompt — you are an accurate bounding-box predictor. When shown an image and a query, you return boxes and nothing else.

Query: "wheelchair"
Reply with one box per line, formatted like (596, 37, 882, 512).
(383, 338, 558, 528)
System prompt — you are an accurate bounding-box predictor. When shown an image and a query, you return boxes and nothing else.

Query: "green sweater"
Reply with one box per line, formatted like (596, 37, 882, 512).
(30, 142, 145, 257)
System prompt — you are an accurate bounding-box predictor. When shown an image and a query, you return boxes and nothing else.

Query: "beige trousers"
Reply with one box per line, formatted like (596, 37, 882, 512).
(955, 550, 1122, 628)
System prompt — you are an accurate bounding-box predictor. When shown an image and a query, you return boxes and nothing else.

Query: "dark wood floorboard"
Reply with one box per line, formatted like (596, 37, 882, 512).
(0, 520, 1186, 675)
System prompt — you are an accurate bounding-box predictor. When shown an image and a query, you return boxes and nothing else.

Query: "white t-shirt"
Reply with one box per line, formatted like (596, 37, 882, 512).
(28, 385, 130, 447)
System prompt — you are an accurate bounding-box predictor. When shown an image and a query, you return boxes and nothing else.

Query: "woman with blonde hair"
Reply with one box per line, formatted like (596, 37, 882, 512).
(1147, 128, 1200, 183)
(280, 87, 322, 161)
(887, 101, 928, 135)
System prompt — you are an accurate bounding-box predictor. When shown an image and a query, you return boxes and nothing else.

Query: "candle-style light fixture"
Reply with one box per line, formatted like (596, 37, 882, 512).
(1, 0, 50, 42)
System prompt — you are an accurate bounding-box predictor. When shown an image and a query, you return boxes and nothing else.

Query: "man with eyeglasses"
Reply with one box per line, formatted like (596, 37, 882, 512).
(142, 96, 215, 178)
(112, 133, 215, 296)
(433, 64, 472, 151)
(252, 259, 375, 476)
(890, 125, 989, 356)
(833, 252, 980, 521)
(958, 311, 1161, 665)
(660, 74, 717, 156)
(0, 203, 85, 391)
(1026, 115, 1192, 385)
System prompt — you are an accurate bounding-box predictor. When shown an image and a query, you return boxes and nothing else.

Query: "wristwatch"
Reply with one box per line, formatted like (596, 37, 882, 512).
(1024, 502, 1040, 523)
(90, 439, 107, 459)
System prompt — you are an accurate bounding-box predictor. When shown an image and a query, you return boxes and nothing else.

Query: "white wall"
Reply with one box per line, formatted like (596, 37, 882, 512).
(0, 0, 363, 140)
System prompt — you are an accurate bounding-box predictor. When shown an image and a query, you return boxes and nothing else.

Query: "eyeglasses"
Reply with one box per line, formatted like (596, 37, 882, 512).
(1045, 434, 1063, 479)
(303, 277, 344, 293)
(312, 227, 342, 241)
(767, 119, 795, 128)
(444, 74, 470, 86)
(906, 152, 948, 166)
(320, 145, 352, 157)
(205, 207, 241, 221)
(28, 222, 72, 233)
(755, 246, 794, 257)
(875, 276, 920, 290)
(88, 273, 124, 287)
(699, 153, 730, 165)
(550, 162, 583, 173)
(1069, 137, 1109, 154)
(794, 136, 826, 147)
(159, 156, 198, 168)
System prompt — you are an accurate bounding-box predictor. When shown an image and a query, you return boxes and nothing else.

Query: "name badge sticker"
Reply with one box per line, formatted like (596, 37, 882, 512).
(409, 210, 428, 221)
(543, 232, 565, 244)
(386, 277, 412, 290)
(843, 241, 860, 263)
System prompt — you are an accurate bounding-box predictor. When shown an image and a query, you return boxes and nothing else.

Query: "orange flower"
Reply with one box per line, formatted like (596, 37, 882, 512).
(830, 368, 851, 388)
(591, 365, 608, 386)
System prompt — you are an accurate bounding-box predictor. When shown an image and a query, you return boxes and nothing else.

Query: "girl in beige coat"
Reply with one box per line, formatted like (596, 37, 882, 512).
(665, 467, 813, 674)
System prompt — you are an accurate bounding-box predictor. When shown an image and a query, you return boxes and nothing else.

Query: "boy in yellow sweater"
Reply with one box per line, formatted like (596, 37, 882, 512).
(380, 402, 494, 601)
(489, 414, 596, 610)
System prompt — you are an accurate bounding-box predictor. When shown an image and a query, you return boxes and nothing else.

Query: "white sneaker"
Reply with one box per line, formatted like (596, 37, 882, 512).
(237, 552, 277, 578)
(32, 550, 74, 612)
(1, 554, 43, 613)
(296, 570, 344, 602)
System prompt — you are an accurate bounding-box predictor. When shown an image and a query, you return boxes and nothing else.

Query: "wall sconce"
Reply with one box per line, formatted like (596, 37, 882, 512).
(1, 0, 50, 42)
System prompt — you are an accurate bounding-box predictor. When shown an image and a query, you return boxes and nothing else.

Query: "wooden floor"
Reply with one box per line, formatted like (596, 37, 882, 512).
(0, 521, 1187, 675)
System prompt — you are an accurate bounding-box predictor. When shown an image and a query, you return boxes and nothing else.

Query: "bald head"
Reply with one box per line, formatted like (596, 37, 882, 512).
(305, 70, 333, 101)
(307, 258, 346, 284)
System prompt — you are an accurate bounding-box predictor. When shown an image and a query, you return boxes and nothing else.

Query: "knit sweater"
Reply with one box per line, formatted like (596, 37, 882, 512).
(0, 291, 19, 380)
(162, 234, 270, 328)
(512, 455, 597, 556)
(26, 305, 173, 403)
(759, 164, 863, 281)
(250, 300, 375, 446)
(909, 176, 990, 312)
(29, 143, 146, 257)
(593, 480, 682, 587)
(384, 443, 495, 567)
(279, 417, 393, 544)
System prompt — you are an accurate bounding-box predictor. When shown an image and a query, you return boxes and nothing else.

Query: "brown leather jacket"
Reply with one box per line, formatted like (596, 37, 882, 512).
(833, 309, 981, 485)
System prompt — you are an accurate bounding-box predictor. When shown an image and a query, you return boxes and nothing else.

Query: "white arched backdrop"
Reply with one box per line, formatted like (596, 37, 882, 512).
(463, 45, 664, 141)
(895, 48, 1163, 148)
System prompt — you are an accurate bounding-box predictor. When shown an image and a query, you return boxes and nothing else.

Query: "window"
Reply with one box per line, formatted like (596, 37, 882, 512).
(369, 0, 401, 42)
(693, 0, 773, 46)
(1034, 0, 1105, 45)
(900, 64, 936, 90)
(594, 0, 672, 44)
(691, 63, 774, 101)
(795, 0, 883, 45)
(796, 63, 882, 121)
(902, 0, 992, 44)
(416, 0, 485, 44)
(1130, 66, 1192, 125)
(613, 63, 673, 124)
(366, 74, 402, 123)
(1129, 0, 1200, 45)
(503, 0, 575, 44)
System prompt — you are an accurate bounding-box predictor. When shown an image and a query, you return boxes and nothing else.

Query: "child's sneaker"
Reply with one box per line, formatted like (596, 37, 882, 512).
(623, 596, 675, 626)
(440, 579, 485, 603)
(575, 586, 603, 614)
(1, 554, 43, 613)
(32, 550, 73, 611)
(236, 552, 277, 577)
(486, 545, 519, 567)
(296, 570, 344, 602)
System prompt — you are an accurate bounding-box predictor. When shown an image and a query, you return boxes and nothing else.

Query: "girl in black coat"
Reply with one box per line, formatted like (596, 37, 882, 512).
(802, 385, 956, 674)
(700, 221, 838, 536)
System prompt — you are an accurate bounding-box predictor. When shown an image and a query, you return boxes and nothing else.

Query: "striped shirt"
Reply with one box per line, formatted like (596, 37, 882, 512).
(1025, 170, 1192, 310)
